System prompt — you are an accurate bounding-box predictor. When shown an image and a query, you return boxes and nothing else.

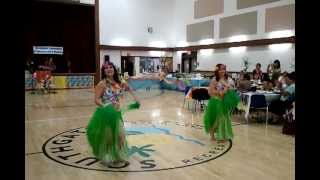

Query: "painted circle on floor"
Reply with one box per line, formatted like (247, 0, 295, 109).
(42, 122, 232, 172)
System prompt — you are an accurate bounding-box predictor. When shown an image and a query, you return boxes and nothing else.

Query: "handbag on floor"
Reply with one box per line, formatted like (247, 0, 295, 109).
(282, 103, 295, 135)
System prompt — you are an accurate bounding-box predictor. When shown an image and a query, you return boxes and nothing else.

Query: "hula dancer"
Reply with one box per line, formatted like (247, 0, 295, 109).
(86, 62, 140, 167)
(203, 64, 240, 142)
(159, 67, 175, 94)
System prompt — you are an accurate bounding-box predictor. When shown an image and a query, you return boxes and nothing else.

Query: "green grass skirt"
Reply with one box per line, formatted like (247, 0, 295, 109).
(203, 90, 240, 140)
(86, 102, 140, 161)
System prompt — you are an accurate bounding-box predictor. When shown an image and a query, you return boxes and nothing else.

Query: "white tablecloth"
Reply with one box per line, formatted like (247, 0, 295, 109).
(240, 91, 281, 122)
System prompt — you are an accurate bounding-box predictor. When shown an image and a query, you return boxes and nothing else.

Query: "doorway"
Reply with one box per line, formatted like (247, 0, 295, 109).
(121, 56, 135, 76)
(181, 51, 197, 73)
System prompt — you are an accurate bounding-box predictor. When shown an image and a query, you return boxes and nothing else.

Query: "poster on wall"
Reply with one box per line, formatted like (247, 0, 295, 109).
(33, 46, 64, 55)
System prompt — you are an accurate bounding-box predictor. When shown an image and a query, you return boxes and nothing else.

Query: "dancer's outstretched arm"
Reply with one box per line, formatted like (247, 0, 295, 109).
(163, 78, 174, 84)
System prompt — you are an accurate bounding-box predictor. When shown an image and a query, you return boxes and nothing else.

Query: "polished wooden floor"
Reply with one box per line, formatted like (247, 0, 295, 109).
(26, 89, 294, 180)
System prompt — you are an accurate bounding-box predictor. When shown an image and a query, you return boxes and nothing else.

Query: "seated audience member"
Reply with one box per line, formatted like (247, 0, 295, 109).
(252, 63, 263, 80)
(278, 71, 288, 88)
(262, 76, 274, 91)
(237, 73, 251, 92)
(237, 71, 244, 81)
(280, 72, 295, 101)
(252, 73, 261, 84)
(269, 72, 295, 123)
(235, 71, 243, 88)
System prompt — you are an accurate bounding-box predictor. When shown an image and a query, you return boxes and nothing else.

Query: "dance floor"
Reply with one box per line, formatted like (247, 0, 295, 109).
(26, 89, 294, 180)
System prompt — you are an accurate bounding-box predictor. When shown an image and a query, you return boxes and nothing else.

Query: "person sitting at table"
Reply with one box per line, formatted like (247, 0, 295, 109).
(237, 73, 251, 92)
(279, 71, 289, 87)
(252, 73, 261, 85)
(236, 71, 243, 81)
(252, 63, 263, 80)
(236, 71, 244, 86)
(273, 71, 288, 92)
(253, 73, 260, 80)
(240, 70, 245, 78)
(269, 72, 295, 124)
(262, 76, 274, 91)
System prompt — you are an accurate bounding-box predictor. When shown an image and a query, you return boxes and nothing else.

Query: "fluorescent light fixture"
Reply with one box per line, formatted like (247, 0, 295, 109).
(110, 39, 132, 46)
(200, 49, 214, 55)
(149, 41, 167, 48)
(268, 43, 292, 51)
(268, 30, 294, 38)
(229, 46, 247, 53)
(199, 39, 214, 45)
(229, 35, 248, 42)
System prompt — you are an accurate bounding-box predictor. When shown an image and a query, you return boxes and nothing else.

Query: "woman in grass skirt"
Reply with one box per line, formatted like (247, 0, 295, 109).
(87, 62, 140, 167)
(204, 64, 240, 142)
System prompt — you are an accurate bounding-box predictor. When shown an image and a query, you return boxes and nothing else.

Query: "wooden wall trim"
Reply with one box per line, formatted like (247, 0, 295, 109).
(99, 36, 295, 52)
(94, 0, 100, 85)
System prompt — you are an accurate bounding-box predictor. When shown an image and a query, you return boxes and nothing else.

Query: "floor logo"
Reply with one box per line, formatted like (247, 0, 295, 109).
(43, 123, 232, 172)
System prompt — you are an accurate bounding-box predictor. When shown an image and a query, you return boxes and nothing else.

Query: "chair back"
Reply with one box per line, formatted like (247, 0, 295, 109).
(192, 88, 210, 101)
(250, 94, 267, 108)
(184, 86, 192, 95)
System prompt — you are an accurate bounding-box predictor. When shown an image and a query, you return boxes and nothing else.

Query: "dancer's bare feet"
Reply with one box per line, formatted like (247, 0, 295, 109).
(107, 160, 129, 168)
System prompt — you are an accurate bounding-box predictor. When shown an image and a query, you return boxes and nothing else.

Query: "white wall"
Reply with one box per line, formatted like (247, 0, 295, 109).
(100, 50, 121, 69)
(196, 44, 295, 72)
(172, 0, 195, 46)
(99, 0, 175, 47)
(99, 0, 295, 73)
(99, 0, 294, 46)
(177, 0, 295, 45)
(173, 51, 183, 72)
(171, 0, 295, 72)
